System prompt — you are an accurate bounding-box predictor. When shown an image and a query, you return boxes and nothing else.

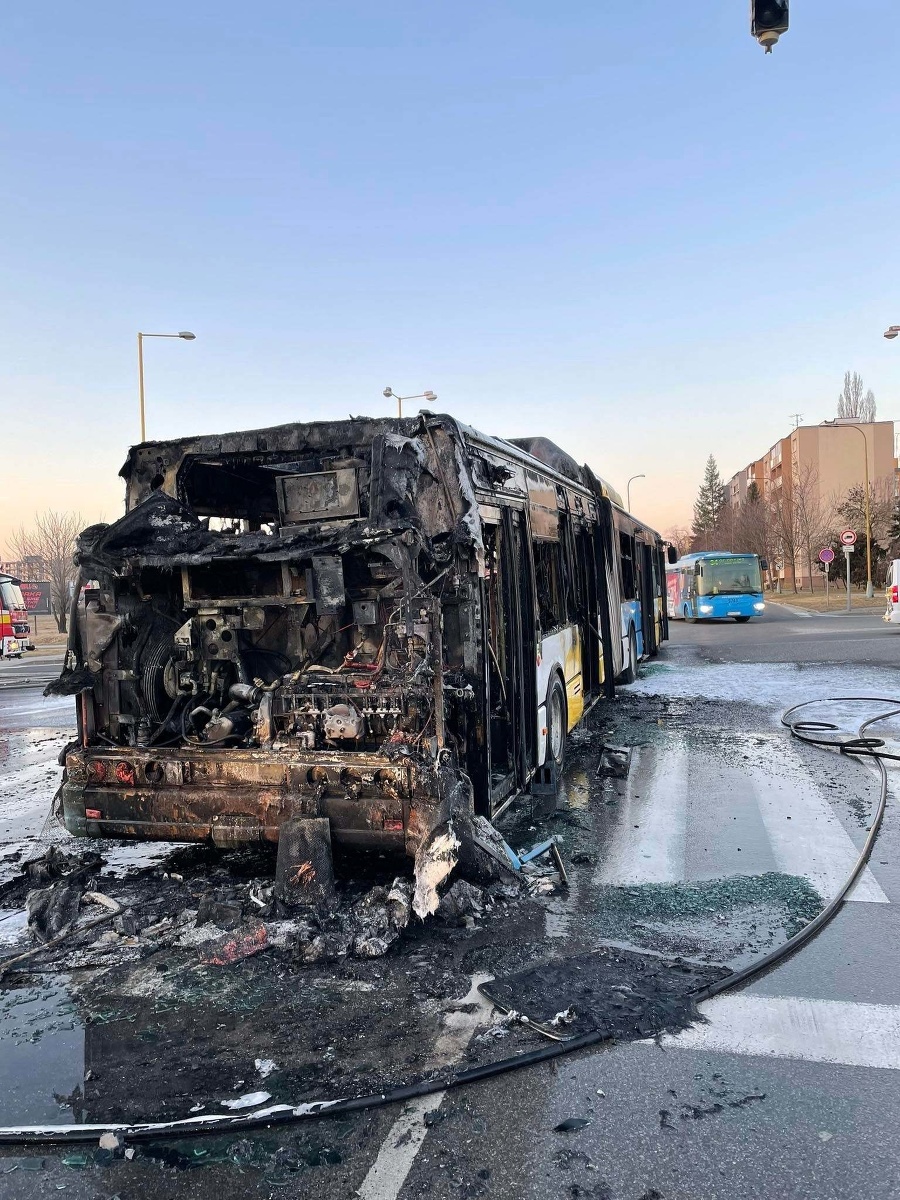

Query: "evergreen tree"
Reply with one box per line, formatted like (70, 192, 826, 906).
(691, 455, 726, 549)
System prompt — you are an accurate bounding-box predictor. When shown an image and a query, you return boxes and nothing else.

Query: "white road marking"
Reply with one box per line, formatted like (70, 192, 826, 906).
(748, 743, 889, 904)
(356, 974, 494, 1200)
(593, 733, 888, 904)
(660, 994, 900, 1069)
(595, 745, 688, 885)
(767, 603, 813, 618)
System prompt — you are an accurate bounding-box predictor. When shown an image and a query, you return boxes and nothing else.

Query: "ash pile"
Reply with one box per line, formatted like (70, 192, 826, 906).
(0, 812, 564, 978)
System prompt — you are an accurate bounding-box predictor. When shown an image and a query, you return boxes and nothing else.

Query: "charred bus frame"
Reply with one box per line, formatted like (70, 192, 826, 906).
(54, 412, 665, 872)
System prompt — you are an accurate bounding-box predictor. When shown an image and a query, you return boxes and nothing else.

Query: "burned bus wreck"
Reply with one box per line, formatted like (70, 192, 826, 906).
(53, 412, 659, 908)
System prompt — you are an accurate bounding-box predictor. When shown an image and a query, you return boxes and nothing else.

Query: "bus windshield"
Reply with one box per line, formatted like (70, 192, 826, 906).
(697, 557, 761, 597)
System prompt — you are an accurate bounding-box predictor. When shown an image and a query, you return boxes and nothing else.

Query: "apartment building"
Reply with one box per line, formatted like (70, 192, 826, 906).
(727, 456, 766, 507)
(726, 419, 896, 588)
(0, 557, 46, 582)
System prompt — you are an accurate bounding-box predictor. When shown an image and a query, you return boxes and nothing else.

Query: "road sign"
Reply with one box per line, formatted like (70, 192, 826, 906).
(818, 548, 835, 564)
(840, 529, 857, 546)
(19, 581, 51, 614)
(843, 545, 855, 554)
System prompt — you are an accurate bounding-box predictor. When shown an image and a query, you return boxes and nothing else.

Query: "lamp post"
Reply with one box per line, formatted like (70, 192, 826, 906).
(138, 331, 196, 442)
(823, 419, 873, 597)
(883, 325, 900, 340)
(626, 474, 645, 512)
(382, 387, 437, 419)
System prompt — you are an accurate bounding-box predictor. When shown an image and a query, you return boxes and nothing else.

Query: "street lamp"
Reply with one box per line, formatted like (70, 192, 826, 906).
(138, 331, 196, 442)
(822, 419, 873, 597)
(382, 387, 437, 419)
(626, 474, 645, 512)
(884, 325, 900, 340)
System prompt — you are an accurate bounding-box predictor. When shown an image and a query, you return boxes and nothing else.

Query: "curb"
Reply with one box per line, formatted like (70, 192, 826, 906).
(768, 600, 885, 619)
(767, 601, 814, 618)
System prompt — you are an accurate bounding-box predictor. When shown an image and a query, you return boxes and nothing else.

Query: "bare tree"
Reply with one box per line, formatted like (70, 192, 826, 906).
(833, 478, 895, 587)
(768, 484, 801, 593)
(733, 483, 769, 563)
(836, 479, 894, 544)
(792, 465, 833, 591)
(837, 371, 877, 422)
(663, 526, 692, 557)
(7, 512, 83, 633)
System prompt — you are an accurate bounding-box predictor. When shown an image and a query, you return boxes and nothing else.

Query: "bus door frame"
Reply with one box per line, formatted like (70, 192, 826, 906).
(656, 545, 670, 642)
(572, 518, 600, 699)
(639, 539, 657, 655)
(594, 499, 618, 697)
(484, 505, 537, 815)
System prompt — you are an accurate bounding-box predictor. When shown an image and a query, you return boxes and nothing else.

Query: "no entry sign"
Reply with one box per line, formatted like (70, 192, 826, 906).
(840, 529, 857, 546)
(818, 547, 835, 564)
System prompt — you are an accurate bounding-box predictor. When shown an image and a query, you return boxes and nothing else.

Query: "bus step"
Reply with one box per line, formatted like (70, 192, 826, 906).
(529, 761, 559, 818)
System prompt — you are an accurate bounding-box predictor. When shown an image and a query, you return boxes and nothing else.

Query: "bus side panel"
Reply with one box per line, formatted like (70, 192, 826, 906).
(666, 569, 679, 618)
(621, 598, 642, 658)
(598, 501, 625, 680)
(564, 625, 584, 730)
(535, 624, 583, 756)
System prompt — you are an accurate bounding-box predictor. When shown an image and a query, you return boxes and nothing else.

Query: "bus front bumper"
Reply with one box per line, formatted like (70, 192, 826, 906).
(61, 746, 446, 855)
(696, 598, 765, 618)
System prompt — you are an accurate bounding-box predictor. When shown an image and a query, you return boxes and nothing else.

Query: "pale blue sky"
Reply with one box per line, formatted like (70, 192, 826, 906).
(2, 1, 898, 540)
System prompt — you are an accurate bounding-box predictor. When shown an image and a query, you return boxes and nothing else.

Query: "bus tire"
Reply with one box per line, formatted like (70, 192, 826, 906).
(734, 615, 751, 623)
(683, 606, 697, 624)
(545, 676, 567, 772)
(619, 628, 638, 684)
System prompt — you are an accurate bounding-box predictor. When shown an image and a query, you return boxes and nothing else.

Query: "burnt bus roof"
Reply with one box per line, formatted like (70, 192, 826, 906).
(120, 410, 626, 513)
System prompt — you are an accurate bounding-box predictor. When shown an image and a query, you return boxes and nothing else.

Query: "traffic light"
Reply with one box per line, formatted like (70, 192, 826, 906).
(751, 0, 789, 53)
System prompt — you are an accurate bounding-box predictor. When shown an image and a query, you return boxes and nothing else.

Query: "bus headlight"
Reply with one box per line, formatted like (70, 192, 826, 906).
(699, 604, 713, 613)
(754, 602, 765, 611)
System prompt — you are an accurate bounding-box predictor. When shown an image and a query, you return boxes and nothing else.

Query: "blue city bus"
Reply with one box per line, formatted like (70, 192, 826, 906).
(667, 551, 766, 623)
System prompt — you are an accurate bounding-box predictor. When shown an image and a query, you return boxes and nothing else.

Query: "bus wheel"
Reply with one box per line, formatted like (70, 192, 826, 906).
(545, 677, 567, 771)
(619, 628, 638, 684)
(734, 615, 751, 623)
(684, 606, 697, 624)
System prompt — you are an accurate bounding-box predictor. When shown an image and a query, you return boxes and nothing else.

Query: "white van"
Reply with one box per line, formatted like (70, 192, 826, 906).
(885, 560, 900, 624)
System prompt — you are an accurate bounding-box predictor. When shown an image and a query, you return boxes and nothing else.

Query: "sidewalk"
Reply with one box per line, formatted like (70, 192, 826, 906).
(768, 596, 885, 618)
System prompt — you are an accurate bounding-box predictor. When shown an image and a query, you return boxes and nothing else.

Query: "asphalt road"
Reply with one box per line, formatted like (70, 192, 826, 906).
(1, 610, 899, 1198)
(689, 598, 900, 666)
(0, 649, 65, 695)
(424, 608, 900, 1200)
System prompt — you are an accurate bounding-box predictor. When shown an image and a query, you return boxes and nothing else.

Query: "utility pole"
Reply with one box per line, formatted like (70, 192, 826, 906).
(789, 413, 803, 430)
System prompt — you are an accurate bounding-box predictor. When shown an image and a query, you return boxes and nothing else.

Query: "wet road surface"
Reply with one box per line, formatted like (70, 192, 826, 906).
(1, 609, 900, 1197)
(0, 650, 65, 696)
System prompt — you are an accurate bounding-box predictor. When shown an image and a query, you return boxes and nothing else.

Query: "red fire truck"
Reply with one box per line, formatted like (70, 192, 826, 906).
(0, 574, 34, 658)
